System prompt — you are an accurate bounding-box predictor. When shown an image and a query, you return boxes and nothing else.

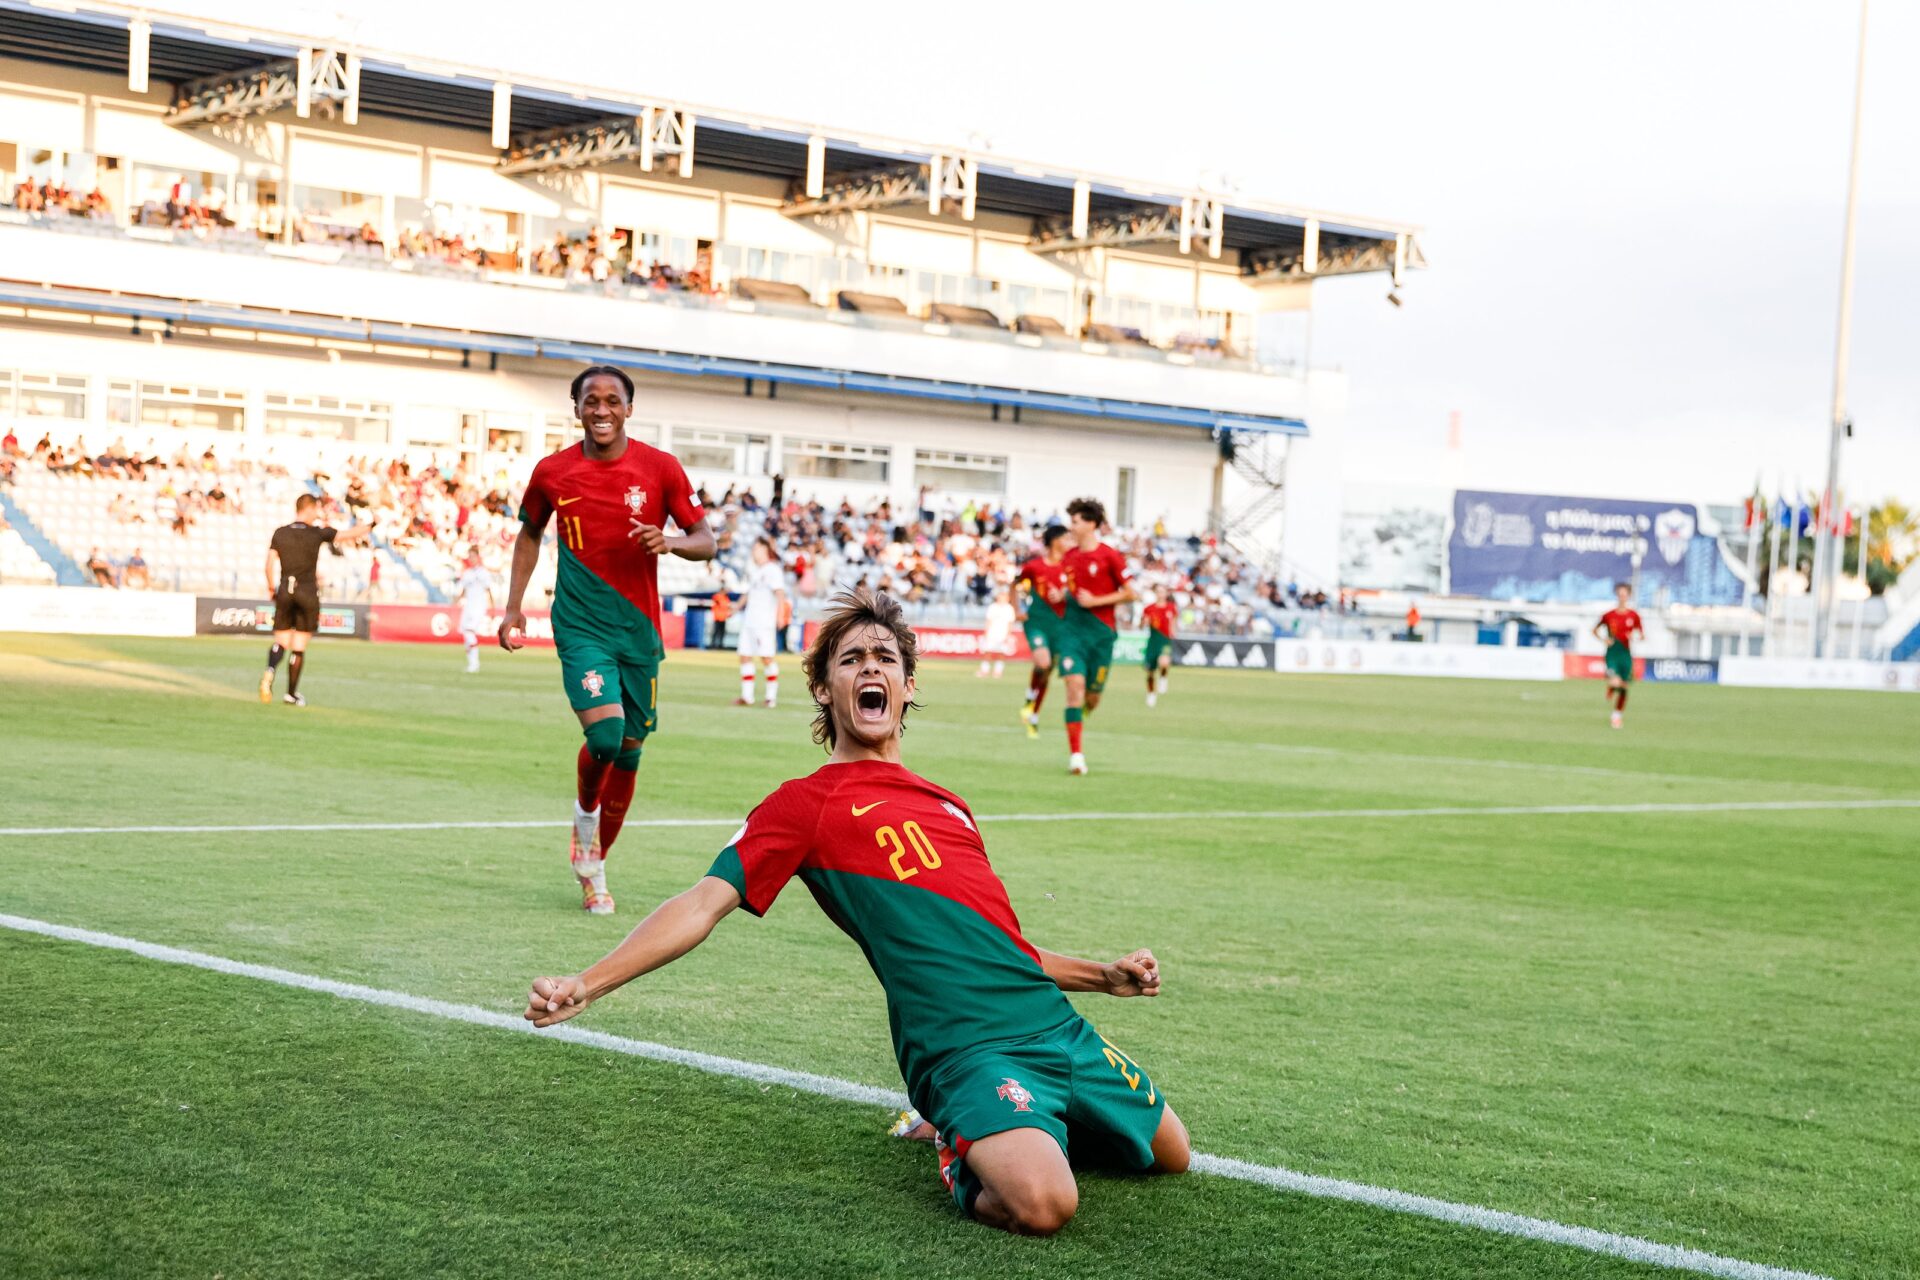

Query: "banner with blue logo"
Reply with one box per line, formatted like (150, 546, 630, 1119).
(1642, 658, 1719, 684)
(1448, 491, 1745, 605)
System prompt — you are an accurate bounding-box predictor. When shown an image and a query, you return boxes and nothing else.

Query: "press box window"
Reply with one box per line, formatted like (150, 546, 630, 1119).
(782, 437, 890, 484)
(913, 448, 1006, 495)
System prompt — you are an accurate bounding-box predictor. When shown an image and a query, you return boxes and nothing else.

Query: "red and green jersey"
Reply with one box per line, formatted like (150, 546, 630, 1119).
(707, 760, 1076, 1094)
(1142, 601, 1177, 638)
(1061, 542, 1132, 632)
(1015, 555, 1069, 618)
(1600, 607, 1643, 648)
(518, 440, 705, 657)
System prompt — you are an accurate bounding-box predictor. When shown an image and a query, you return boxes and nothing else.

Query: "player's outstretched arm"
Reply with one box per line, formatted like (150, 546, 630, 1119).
(498, 521, 544, 650)
(523, 876, 741, 1027)
(1033, 946, 1160, 998)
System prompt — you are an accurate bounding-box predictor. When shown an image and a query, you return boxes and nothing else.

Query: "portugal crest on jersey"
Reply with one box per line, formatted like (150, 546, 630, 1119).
(996, 1078, 1034, 1112)
(625, 486, 647, 515)
(581, 669, 605, 697)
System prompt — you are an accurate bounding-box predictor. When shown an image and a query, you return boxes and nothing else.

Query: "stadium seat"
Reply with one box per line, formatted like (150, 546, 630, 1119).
(733, 279, 818, 307)
(835, 290, 910, 316)
(1014, 314, 1069, 337)
(927, 303, 1003, 329)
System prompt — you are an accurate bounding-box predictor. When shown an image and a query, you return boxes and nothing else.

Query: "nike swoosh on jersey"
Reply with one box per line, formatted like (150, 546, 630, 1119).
(556, 496, 583, 506)
(851, 801, 886, 816)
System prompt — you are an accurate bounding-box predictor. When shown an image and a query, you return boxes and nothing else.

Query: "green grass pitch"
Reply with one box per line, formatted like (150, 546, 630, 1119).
(1, 633, 1915, 1279)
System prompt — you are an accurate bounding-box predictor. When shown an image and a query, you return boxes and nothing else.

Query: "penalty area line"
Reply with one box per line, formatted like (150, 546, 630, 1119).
(0, 912, 1831, 1280)
(3, 795, 1918, 837)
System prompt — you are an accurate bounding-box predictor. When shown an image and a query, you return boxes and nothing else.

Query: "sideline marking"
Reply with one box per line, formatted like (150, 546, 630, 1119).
(4, 796, 1918, 837)
(0, 912, 1833, 1280)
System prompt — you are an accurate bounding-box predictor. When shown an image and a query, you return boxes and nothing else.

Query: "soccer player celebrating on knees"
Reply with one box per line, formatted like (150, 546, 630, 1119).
(1594, 582, 1644, 729)
(259, 493, 370, 707)
(500, 365, 716, 914)
(735, 536, 787, 708)
(1014, 524, 1070, 739)
(455, 549, 493, 674)
(1141, 588, 1177, 707)
(1056, 498, 1135, 774)
(522, 587, 1190, 1234)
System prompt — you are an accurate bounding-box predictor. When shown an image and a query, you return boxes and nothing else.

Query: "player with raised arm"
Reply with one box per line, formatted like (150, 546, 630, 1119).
(522, 586, 1188, 1235)
(258, 493, 370, 707)
(1594, 582, 1644, 729)
(1014, 524, 1070, 739)
(734, 536, 788, 708)
(1141, 588, 1177, 708)
(455, 549, 493, 674)
(1055, 498, 1135, 774)
(499, 365, 716, 913)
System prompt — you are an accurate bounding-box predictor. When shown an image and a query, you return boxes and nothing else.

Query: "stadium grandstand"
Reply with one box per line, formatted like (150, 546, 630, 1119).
(0, 0, 1421, 630)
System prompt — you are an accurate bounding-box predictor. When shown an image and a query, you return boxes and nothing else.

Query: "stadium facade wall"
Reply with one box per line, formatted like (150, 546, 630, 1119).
(0, 327, 1223, 536)
(1719, 656, 1920, 693)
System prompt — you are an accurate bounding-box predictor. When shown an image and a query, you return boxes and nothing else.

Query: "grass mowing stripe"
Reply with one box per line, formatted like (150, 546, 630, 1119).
(0, 911, 1835, 1280)
(6, 795, 1918, 837)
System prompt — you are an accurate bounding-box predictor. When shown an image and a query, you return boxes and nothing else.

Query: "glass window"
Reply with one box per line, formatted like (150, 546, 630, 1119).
(914, 449, 1006, 495)
(1116, 466, 1136, 529)
(0, 368, 14, 418)
(782, 437, 890, 484)
(105, 379, 134, 427)
(676, 428, 771, 475)
(18, 373, 87, 421)
(138, 382, 245, 432)
(264, 391, 391, 443)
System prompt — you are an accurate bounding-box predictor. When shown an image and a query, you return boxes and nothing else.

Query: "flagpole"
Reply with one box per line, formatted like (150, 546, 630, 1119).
(1849, 506, 1869, 659)
(1737, 483, 1763, 657)
(1763, 493, 1785, 655)
(1814, 0, 1869, 658)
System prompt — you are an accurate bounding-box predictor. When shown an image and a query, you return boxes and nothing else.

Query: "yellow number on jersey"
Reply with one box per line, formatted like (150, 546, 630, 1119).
(561, 515, 586, 552)
(877, 820, 941, 881)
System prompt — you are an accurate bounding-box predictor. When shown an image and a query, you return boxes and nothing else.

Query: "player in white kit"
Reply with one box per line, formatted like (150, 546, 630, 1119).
(735, 536, 788, 708)
(979, 589, 1015, 678)
(456, 551, 494, 673)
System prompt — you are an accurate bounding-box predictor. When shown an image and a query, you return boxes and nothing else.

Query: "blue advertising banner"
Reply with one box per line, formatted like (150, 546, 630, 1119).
(1448, 490, 1745, 605)
(1642, 658, 1719, 684)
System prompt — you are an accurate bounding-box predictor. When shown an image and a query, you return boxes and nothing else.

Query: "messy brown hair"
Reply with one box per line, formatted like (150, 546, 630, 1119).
(805, 585, 921, 750)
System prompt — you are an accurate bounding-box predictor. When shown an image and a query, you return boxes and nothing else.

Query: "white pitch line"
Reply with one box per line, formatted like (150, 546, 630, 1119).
(4, 796, 1918, 838)
(0, 912, 1834, 1280)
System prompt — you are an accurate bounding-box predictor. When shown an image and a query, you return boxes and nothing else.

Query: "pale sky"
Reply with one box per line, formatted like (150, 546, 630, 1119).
(164, 0, 1920, 508)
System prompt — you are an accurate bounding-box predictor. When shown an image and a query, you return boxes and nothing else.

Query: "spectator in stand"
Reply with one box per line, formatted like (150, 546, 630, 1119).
(2, 426, 19, 457)
(86, 547, 115, 588)
(123, 548, 149, 590)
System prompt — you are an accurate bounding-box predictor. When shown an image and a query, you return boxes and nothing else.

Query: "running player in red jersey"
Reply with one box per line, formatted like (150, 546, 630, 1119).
(1013, 524, 1070, 740)
(1593, 582, 1644, 729)
(523, 587, 1190, 1235)
(1140, 588, 1177, 708)
(1056, 497, 1135, 775)
(500, 365, 716, 913)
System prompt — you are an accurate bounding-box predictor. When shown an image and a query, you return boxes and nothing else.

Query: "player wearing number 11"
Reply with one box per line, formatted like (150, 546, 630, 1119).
(500, 365, 715, 915)
(522, 587, 1190, 1235)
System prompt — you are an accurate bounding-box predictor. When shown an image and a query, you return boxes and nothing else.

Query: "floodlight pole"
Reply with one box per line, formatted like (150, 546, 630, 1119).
(1814, 0, 1868, 658)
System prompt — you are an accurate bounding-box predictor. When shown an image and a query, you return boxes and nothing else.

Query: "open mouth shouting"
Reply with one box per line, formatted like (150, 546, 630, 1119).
(855, 679, 891, 725)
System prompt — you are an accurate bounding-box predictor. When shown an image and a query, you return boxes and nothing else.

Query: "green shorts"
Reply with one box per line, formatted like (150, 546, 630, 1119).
(1143, 631, 1172, 669)
(920, 1016, 1166, 1172)
(1054, 619, 1116, 695)
(1023, 612, 1058, 656)
(556, 629, 660, 740)
(1605, 642, 1634, 683)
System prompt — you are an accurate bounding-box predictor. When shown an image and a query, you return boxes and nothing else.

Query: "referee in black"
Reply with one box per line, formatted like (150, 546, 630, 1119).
(260, 493, 370, 706)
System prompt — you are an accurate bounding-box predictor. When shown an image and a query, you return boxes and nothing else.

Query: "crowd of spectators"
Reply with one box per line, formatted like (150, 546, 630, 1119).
(10, 179, 110, 219)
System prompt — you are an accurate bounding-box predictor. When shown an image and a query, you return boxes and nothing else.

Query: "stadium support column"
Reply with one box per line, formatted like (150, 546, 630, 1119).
(1280, 369, 1347, 591)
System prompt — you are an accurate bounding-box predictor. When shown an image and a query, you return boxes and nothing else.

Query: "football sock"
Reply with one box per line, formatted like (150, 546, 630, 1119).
(1615, 688, 1628, 711)
(740, 660, 755, 702)
(286, 651, 304, 696)
(577, 741, 613, 808)
(265, 643, 285, 671)
(765, 661, 778, 705)
(599, 750, 640, 854)
(1065, 706, 1084, 753)
(1028, 668, 1050, 713)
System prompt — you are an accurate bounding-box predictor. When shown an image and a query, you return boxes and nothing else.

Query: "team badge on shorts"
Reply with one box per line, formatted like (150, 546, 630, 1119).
(996, 1078, 1034, 1112)
(582, 669, 605, 697)
(625, 486, 647, 515)
(1061, 656, 1076, 672)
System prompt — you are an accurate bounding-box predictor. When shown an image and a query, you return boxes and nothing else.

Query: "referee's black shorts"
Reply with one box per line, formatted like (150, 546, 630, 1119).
(273, 589, 320, 634)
